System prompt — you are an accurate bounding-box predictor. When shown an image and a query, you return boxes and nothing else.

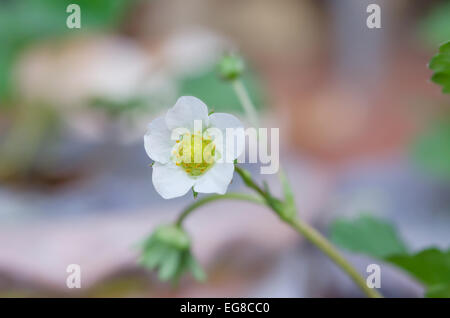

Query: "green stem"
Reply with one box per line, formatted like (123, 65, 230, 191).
(231, 79, 260, 128)
(175, 188, 382, 297)
(234, 165, 266, 198)
(234, 166, 382, 298)
(200, 66, 381, 297)
(288, 218, 382, 298)
(176, 193, 264, 226)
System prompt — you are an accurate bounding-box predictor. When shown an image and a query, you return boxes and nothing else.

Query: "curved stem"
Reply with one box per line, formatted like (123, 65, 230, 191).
(231, 77, 381, 297)
(289, 218, 382, 298)
(175, 190, 382, 297)
(233, 167, 382, 298)
(176, 193, 264, 226)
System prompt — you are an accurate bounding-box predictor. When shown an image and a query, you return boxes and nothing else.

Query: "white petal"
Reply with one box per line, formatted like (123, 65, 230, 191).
(144, 116, 175, 163)
(209, 112, 243, 130)
(152, 163, 195, 199)
(208, 113, 244, 161)
(165, 96, 209, 131)
(193, 163, 234, 194)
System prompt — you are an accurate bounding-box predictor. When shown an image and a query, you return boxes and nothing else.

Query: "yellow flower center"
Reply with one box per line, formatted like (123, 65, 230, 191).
(174, 133, 216, 177)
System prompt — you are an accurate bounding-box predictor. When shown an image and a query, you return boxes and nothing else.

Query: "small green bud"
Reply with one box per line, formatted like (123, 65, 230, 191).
(218, 54, 244, 81)
(154, 225, 190, 250)
(139, 225, 206, 284)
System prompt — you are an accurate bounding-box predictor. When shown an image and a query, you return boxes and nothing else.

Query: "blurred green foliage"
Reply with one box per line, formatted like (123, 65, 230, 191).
(411, 42, 450, 180)
(412, 120, 450, 179)
(178, 68, 265, 115)
(89, 96, 150, 118)
(429, 41, 450, 94)
(420, 2, 450, 48)
(425, 282, 450, 298)
(240, 12, 450, 299)
(331, 215, 450, 298)
(0, 104, 59, 180)
(0, 0, 132, 102)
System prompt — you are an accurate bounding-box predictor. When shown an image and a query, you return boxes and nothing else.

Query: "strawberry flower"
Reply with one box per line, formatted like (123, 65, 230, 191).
(144, 96, 243, 199)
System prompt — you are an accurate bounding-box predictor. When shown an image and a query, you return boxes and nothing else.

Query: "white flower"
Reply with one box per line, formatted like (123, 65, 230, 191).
(144, 96, 243, 199)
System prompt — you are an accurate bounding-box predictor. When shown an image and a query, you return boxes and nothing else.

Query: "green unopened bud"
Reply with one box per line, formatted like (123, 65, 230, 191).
(218, 54, 244, 81)
(139, 225, 205, 284)
(153, 224, 190, 250)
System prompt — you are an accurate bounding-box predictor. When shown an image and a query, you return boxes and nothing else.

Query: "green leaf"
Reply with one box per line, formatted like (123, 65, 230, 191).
(330, 215, 408, 259)
(425, 283, 450, 298)
(330, 215, 450, 297)
(429, 41, 450, 93)
(387, 248, 450, 288)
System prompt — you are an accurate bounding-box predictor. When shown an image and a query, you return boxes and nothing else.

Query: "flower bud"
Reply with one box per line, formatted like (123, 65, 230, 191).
(153, 224, 190, 250)
(139, 225, 205, 283)
(218, 54, 244, 81)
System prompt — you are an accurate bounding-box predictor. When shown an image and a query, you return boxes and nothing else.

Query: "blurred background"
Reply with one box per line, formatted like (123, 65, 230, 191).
(0, 0, 449, 297)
